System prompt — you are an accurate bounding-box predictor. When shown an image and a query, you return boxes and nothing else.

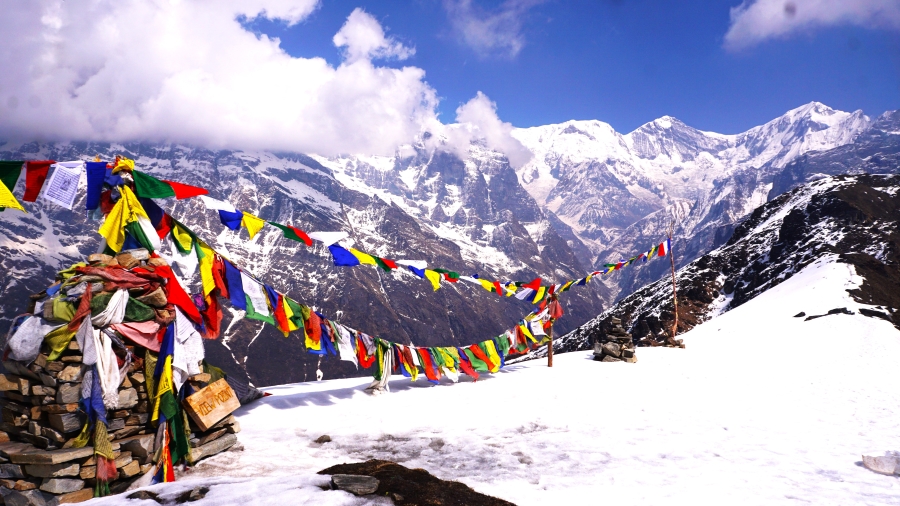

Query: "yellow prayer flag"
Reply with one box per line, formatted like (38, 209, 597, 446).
(197, 241, 216, 296)
(172, 223, 194, 252)
(531, 285, 546, 304)
(283, 298, 299, 333)
(112, 158, 135, 174)
(482, 340, 501, 373)
(520, 323, 536, 343)
(350, 248, 377, 265)
(478, 279, 496, 293)
(241, 212, 266, 240)
(424, 270, 441, 291)
(98, 186, 149, 252)
(505, 283, 517, 297)
(0, 180, 25, 213)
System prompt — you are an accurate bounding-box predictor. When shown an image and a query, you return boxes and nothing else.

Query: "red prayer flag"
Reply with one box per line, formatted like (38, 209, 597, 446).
(273, 294, 290, 337)
(492, 280, 503, 296)
(23, 160, 54, 202)
(523, 277, 542, 291)
(160, 180, 209, 199)
(288, 225, 313, 247)
(380, 257, 398, 269)
(155, 265, 202, 324)
(201, 294, 222, 339)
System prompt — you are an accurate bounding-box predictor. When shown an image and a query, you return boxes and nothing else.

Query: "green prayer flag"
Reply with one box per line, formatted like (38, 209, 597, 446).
(373, 257, 393, 272)
(244, 294, 275, 325)
(0, 161, 24, 212)
(285, 297, 307, 330)
(463, 348, 490, 373)
(124, 221, 156, 254)
(132, 170, 175, 199)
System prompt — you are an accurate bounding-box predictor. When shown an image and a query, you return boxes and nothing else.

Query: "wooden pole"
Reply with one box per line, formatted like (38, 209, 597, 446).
(547, 319, 554, 368)
(667, 222, 679, 339)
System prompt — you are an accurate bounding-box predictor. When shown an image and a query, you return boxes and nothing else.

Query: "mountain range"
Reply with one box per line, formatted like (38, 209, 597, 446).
(1, 101, 897, 386)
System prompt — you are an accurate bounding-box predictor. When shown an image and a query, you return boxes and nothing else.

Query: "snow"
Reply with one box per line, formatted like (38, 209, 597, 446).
(97, 257, 900, 505)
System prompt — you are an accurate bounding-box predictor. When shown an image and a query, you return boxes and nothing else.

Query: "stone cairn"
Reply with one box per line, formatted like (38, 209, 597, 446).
(0, 249, 241, 505)
(592, 318, 637, 363)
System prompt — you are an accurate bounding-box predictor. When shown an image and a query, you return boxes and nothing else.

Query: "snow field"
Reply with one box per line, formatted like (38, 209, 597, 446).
(99, 259, 900, 505)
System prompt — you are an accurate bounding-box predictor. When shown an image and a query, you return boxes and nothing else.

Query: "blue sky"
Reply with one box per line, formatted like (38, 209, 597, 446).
(247, 0, 900, 134)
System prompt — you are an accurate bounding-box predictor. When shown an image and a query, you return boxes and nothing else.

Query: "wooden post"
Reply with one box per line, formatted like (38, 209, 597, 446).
(547, 319, 554, 368)
(667, 221, 679, 338)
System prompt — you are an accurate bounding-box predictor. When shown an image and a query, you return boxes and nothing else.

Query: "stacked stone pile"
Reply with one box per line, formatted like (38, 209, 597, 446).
(0, 249, 241, 504)
(592, 318, 637, 363)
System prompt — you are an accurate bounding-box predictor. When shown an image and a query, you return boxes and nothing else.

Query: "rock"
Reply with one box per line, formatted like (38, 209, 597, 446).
(51, 487, 94, 504)
(135, 287, 167, 308)
(0, 463, 25, 479)
(129, 372, 145, 385)
(623, 356, 638, 363)
(189, 373, 211, 383)
(48, 413, 84, 435)
(44, 405, 78, 415)
(173, 486, 209, 503)
(24, 463, 79, 478)
(610, 317, 622, 325)
(115, 253, 140, 269)
(226, 421, 241, 434)
(118, 460, 140, 478)
(861, 454, 900, 476)
(314, 435, 332, 444)
(39, 428, 64, 446)
(114, 452, 133, 469)
(30, 386, 54, 397)
(622, 349, 635, 359)
(117, 389, 138, 409)
(0, 375, 29, 396)
(7, 446, 93, 465)
(59, 356, 82, 364)
(190, 429, 226, 448)
(600, 342, 621, 358)
(87, 254, 114, 265)
(39, 478, 83, 494)
(108, 418, 125, 432)
(331, 474, 379, 496)
(112, 426, 144, 439)
(0, 488, 52, 506)
(55, 366, 83, 384)
(186, 433, 237, 465)
(592, 342, 603, 356)
(110, 410, 129, 419)
(77, 467, 94, 480)
(121, 376, 132, 389)
(0, 478, 38, 491)
(133, 401, 149, 414)
(38, 374, 56, 388)
(793, 311, 806, 317)
(601, 356, 623, 363)
(118, 434, 155, 461)
(147, 257, 169, 268)
(127, 490, 160, 502)
(125, 413, 149, 426)
(43, 363, 64, 374)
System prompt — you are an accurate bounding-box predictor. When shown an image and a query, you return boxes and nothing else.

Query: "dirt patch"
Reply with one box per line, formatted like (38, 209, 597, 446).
(318, 459, 515, 506)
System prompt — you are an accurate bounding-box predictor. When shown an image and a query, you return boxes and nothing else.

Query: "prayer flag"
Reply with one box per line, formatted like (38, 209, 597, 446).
(199, 195, 237, 213)
(408, 265, 426, 278)
(375, 257, 396, 271)
(241, 212, 266, 239)
(424, 270, 441, 291)
(85, 161, 107, 211)
(23, 160, 54, 202)
(223, 261, 247, 311)
(267, 222, 313, 246)
(523, 277, 542, 291)
(329, 244, 360, 266)
(658, 238, 669, 257)
(112, 158, 135, 174)
(0, 177, 25, 213)
(0, 161, 23, 195)
(170, 221, 195, 254)
(160, 179, 208, 199)
(133, 170, 177, 199)
(350, 248, 377, 265)
(531, 286, 546, 304)
(196, 241, 217, 296)
(308, 231, 349, 246)
(218, 209, 243, 230)
(98, 186, 150, 252)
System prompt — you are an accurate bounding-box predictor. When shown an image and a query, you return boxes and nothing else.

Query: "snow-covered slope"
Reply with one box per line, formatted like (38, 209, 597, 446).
(91, 256, 900, 505)
(555, 173, 900, 354)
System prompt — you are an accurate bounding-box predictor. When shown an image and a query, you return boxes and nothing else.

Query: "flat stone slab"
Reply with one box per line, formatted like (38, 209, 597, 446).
(39, 477, 84, 494)
(186, 433, 237, 465)
(7, 446, 93, 465)
(331, 474, 379, 495)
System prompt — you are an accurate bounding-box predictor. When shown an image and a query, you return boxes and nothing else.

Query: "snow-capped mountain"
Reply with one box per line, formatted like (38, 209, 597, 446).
(551, 173, 900, 355)
(0, 142, 606, 387)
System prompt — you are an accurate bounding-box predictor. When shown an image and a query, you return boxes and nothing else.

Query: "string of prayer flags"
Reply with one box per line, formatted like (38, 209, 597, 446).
(97, 186, 151, 252)
(133, 170, 208, 200)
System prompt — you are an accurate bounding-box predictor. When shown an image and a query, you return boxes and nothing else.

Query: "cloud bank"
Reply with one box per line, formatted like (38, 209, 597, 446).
(725, 0, 900, 49)
(438, 92, 532, 168)
(0, 1, 436, 156)
(443, 0, 547, 59)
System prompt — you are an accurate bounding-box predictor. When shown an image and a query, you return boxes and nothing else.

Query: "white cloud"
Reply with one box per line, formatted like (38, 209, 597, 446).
(0, 1, 438, 156)
(443, 0, 546, 58)
(725, 0, 900, 49)
(333, 8, 415, 63)
(436, 92, 532, 168)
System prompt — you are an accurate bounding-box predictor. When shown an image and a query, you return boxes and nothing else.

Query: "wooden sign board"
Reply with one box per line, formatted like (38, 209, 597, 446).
(182, 378, 240, 432)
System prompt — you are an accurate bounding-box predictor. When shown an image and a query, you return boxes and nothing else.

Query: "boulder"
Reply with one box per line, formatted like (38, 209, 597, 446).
(117, 389, 138, 409)
(0, 488, 53, 506)
(117, 435, 155, 461)
(48, 413, 83, 435)
(331, 474, 379, 496)
(186, 433, 237, 465)
(600, 342, 621, 358)
(24, 463, 79, 478)
(39, 478, 84, 494)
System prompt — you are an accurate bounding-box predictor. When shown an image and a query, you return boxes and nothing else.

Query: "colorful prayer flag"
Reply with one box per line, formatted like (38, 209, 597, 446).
(267, 222, 313, 246)
(23, 160, 54, 202)
(241, 212, 266, 239)
(329, 244, 360, 266)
